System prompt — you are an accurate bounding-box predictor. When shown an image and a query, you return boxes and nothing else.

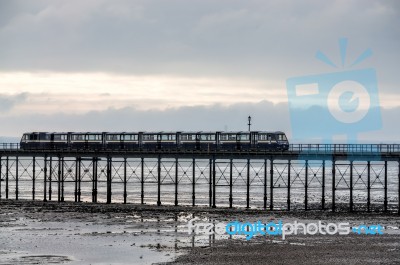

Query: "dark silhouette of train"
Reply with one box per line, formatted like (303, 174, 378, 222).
(20, 131, 289, 151)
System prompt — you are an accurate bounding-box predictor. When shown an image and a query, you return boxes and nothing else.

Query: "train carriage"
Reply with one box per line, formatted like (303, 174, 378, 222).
(70, 132, 103, 150)
(121, 133, 140, 150)
(218, 132, 239, 151)
(141, 132, 160, 150)
(105, 133, 138, 150)
(20, 131, 289, 151)
(159, 132, 178, 150)
(178, 132, 199, 151)
(198, 132, 217, 151)
(20, 132, 69, 149)
(20, 132, 49, 149)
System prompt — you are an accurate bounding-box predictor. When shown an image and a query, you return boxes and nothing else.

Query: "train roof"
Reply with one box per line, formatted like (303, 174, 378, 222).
(22, 131, 287, 135)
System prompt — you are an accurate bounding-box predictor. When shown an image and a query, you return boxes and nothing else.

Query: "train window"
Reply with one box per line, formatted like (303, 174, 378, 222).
(143, 135, 155, 141)
(165, 135, 176, 141)
(88, 134, 101, 141)
(39, 134, 50, 141)
(277, 134, 287, 141)
(239, 134, 250, 141)
(180, 134, 195, 141)
(123, 134, 138, 141)
(54, 134, 67, 141)
(72, 134, 85, 141)
(220, 134, 236, 141)
(161, 135, 176, 141)
(258, 134, 268, 141)
(29, 134, 38, 141)
(200, 134, 215, 141)
(107, 135, 120, 141)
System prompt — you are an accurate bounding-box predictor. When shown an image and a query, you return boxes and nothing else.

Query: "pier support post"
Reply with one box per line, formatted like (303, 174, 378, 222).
(157, 155, 161, 206)
(175, 157, 178, 206)
(398, 159, 400, 215)
(74, 158, 78, 202)
(43, 155, 47, 202)
(384, 160, 388, 212)
(322, 160, 325, 210)
(305, 160, 308, 211)
(367, 161, 371, 212)
(332, 158, 336, 212)
(350, 161, 353, 212)
(15, 156, 18, 200)
(229, 159, 233, 208)
(270, 158, 274, 210)
(106, 156, 112, 204)
(78, 158, 81, 202)
(92, 157, 98, 203)
(264, 159, 267, 209)
(49, 157, 52, 201)
(287, 160, 291, 211)
(0, 157, 1, 199)
(246, 159, 250, 209)
(212, 156, 216, 208)
(141, 157, 144, 204)
(209, 158, 212, 207)
(57, 156, 61, 202)
(32, 157, 35, 200)
(192, 158, 196, 207)
(61, 157, 64, 202)
(5, 157, 8, 199)
(123, 157, 127, 204)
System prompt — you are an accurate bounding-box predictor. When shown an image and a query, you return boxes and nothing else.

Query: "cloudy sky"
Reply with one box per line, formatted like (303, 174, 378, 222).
(0, 0, 399, 142)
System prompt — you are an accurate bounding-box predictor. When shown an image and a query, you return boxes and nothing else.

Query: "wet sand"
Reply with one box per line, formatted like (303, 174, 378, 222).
(0, 200, 192, 264)
(0, 200, 399, 264)
(170, 234, 400, 265)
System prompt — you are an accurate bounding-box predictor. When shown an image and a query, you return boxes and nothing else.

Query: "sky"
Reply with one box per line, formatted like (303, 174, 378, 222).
(0, 0, 399, 142)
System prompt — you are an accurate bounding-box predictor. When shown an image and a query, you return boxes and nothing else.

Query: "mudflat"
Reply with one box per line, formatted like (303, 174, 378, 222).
(0, 200, 399, 265)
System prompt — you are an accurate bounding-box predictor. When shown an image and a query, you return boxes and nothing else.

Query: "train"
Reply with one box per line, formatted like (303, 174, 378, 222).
(20, 131, 289, 151)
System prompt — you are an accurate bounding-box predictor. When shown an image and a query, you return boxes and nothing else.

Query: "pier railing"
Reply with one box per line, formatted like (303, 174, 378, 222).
(289, 144, 400, 154)
(1, 143, 400, 154)
(0, 143, 20, 150)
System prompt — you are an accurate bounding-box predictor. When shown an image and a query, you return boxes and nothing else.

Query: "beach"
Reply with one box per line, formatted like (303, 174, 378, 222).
(0, 200, 400, 264)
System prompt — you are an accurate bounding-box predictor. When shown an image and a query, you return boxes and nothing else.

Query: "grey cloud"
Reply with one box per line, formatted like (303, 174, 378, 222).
(0, 100, 289, 135)
(0, 100, 399, 142)
(0, 93, 27, 112)
(0, 0, 398, 88)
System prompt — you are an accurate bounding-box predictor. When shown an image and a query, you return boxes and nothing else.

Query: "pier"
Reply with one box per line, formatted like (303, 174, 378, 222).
(1, 144, 400, 213)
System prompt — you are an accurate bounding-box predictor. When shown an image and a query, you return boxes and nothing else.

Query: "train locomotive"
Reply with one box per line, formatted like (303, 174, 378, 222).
(20, 131, 289, 151)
